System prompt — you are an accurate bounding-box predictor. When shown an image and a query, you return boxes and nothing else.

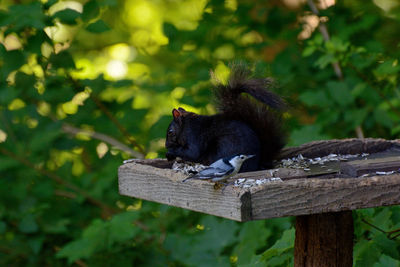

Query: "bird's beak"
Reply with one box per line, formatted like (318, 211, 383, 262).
(246, 155, 255, 159)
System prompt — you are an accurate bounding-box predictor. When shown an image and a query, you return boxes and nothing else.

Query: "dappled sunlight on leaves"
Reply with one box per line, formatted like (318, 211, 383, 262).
(8, 98, 26, 110)
(212, 61, 231, 85)
(163, 0, 208, 30)
(0, 129, 7, 143)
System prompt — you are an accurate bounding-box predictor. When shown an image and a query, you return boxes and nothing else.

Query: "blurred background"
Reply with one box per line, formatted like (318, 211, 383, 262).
(1, 0, 400, 265)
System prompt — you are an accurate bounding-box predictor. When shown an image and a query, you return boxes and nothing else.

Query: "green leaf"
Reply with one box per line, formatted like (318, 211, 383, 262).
(373, 254, 400, 267)
(52, 8, 81, 25)
(29, 124, 62, 152)
(234, 221, 271, 265)
(375, 233, 399, 260)
(5, 2, 46, 31)
(112, 79, 134, 88)
(43, 219, 70, 234)
(49, 51, 75, 69)
(302, 46, 316, 57)
(290, 125, 329, 146)
(315, 53, 335, 69)
(107, 211, 140, 244)
(299, 90, 331, 107)
(43, 0, 58, 10)
(18, 214, 39, 233)
(57, 212, 139, 262)
(0, 85, 19, 105)
(238, 255, 265, 267)
(373, 108, 394, 128)
(164, 216, 238, 266)
(98, 0, 118, 6)
(374, 60, 400, 76)
(351, 82, 367, 97)
(351, 53, 376, 69)
(391, 125, 400, 135)
(26, 30, 51, 54)
(57, 238, 95, 263)
(354, 239, 380, 267)
(85, 19, 110, 33)
(325, 37, 349, 53)
(28, 237, 44, 254)
(0, 156, 20, 172)
(326, 81, 354, 106)
(198, 216, 239, 253)
(261, 227, 295, 261)
(15, 72, 36, 91)
(3, 50, 25, 74)
(0, 221, 6, 234)
(344, 108, 368, 128)
(369, 209, 393, 234)
(81, 75, 108, 93)
(149, 115, 171, 141)
(82, 0, 100, 21)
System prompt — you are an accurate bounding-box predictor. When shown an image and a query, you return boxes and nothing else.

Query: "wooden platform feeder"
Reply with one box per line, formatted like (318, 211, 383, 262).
(119, 138, 400, 266)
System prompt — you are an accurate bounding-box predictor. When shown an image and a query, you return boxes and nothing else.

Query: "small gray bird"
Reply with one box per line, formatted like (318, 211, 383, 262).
(182, 154, 255, 183)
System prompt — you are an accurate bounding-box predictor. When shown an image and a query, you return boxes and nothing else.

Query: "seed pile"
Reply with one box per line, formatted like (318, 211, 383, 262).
(233, 177, 283, 188)
(172, 161, 207, 175)
(123, 158, 136, 164)
(277, 153, 370, 171)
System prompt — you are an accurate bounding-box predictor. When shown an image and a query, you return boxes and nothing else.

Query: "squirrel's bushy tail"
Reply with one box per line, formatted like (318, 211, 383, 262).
(212, 63, 286, 168)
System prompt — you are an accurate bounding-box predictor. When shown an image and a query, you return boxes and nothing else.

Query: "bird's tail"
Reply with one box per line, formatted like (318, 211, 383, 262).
(182, 176, 194, 183)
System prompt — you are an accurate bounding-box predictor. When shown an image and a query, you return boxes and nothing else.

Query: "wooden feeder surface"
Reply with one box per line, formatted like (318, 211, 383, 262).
(118, 138, 400, 221)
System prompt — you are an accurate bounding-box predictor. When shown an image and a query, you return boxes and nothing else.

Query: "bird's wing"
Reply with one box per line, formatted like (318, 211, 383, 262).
(209, 159, 231, 170)
(183, 167, 226, 180)
(197, 167, 227, 177)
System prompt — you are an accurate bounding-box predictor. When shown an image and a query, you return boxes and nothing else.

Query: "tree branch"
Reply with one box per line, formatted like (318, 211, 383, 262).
(307, 0, 343, 80)
(66, 75, 146, 156)
(307, 0, 363, 138)
(89, 95, 146, 155)
(61, 123, 144, 159)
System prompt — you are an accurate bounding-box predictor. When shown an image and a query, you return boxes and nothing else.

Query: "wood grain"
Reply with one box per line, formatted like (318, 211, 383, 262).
(340, 156, 400, 177)
(119, 160, 400, 221)
(279, 138, 400, 159)
(294, 211, 353, 267)
(118, 162, 251, 221)
(249, 174, 400, 220)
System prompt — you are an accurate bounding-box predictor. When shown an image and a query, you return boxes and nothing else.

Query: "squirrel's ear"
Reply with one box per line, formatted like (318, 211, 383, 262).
(178, 107, 186, 112)
(172, 109, 181, 119)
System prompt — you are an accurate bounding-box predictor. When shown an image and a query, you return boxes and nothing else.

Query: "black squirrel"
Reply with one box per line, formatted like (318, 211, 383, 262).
(165, 63, 286, 172)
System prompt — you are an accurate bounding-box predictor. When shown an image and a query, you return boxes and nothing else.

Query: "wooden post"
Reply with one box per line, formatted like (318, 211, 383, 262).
(294, 211, 353, 267)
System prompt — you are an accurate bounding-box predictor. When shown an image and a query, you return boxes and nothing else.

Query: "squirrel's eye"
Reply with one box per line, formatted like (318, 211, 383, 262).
(168, 129, 174, 135)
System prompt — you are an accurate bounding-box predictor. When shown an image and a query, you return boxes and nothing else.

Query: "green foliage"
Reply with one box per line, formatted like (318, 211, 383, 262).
(0, 0, 400, 266)
(57, 211, 140, 263)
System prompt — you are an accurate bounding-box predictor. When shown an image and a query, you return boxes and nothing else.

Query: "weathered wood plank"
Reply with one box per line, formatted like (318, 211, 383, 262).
(119, 160, 400, 221)
(340, 156, 400, 177)
(279, 138, 400, 159)
(250, 174, 400, 220)
(118, 162, 251, 221)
